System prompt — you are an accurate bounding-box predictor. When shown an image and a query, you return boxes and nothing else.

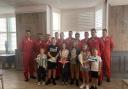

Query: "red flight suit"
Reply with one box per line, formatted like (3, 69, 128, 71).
(101, 36, 114, 79)
(57, 39, 65, 49)
(75, 39, 82, 50)
(87, 37, 104, 83)
(34, 39, 45, 56)
(45, 39, 52, 53)
(21, 37, 35, 80)
(65, 37, 74, 49)
(81, 38, 89, 49)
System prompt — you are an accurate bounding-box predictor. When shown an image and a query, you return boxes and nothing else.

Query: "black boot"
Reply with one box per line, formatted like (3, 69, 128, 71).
(70, 79, 74, 85)
(107, 78, 111, 82)
(25, 78, 29, 82)
(30, 75, 36, 79)
(94, 86, 97, 89)
(52, 78, 56, 85)
(98, 80, 102, 86)
(45, 79, 51, 85)
(76, 79, 79, 86)
(90, 86, 95, 89)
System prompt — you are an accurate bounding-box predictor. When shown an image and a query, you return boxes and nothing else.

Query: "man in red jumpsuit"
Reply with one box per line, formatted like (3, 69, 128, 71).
(58, 32, 65, 49)
(45, 34, 52, 51)
(81, 32, 89, 49)
(101, 29, 114, 82)
(87, 28, 104, 85)
(65, 31, 74, 49)
(55, 32, 60, 46)
(74, 33, 82, 50)
(21, 30, 36, 81)
(34, 33, 45, 56)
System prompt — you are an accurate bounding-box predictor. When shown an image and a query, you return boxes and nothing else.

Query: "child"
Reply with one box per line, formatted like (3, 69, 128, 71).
(46, 37, 59, 85)
(89, 48, 102, 89)
(79, 49, 91, 89)
(70, 41, 81, 86)
(59, 42, 69, 85)
(35, 48, 47, 85)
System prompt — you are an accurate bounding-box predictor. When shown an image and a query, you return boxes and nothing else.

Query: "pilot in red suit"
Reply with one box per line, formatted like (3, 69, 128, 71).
(87, 28, 104, 85)
(55, 32, 60, 47)
(21, 30, 36, 81)
(101, 29, 114, 82)
(81, 32, 89, 48)
(45, 34, 52, 52)
(65, 31, 74, 50)
(58, 32, 65, 49)
(74, 33, 82, 50)
(34, 33, 45, 57)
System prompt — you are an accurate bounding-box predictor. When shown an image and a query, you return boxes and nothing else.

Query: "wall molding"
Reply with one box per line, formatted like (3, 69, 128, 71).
(15, 4, 47, 14)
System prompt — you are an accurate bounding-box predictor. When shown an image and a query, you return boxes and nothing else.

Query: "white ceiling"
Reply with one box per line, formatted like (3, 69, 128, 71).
(0, 0, 97, 14)
(2, 0, 97, 9)
(0, 0, 128, 15)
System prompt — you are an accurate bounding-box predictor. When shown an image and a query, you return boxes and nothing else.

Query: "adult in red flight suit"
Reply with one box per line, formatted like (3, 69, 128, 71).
(81, 32, 89, 49)
(21, 30, 36, 81)
(74, 33, 82, 50)
(55, 32, 60, 47)
(45, 34, 52, 52)
(58, 32, 65, 49)
(65, 31, 74, 49)
(34, 33, 45, 56)
(101, 29, 114, 82)
(87, 28, 104, 85)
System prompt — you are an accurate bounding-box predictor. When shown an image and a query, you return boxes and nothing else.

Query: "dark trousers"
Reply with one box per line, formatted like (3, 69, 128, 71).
(37, 66, 46, 82)
(61, 63, 69, 82)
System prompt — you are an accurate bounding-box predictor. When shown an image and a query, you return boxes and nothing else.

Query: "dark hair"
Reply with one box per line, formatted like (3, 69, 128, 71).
(37, 33, 43, 35)
(75, 32, 80, 36)
(91, 28, 96, 32)
(102, 28, 107, 32)
(92, 48, 98, 51)
(52, 37, 55, 40)
(25, 30, 31, 32)
(55, 32, 58, 34)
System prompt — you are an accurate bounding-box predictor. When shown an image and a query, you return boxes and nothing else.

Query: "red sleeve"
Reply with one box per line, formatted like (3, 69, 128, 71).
(99, 38, 104, 55)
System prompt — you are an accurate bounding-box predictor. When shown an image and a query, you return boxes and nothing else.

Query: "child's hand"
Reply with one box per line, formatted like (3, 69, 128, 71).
(81, 63, 84, 67)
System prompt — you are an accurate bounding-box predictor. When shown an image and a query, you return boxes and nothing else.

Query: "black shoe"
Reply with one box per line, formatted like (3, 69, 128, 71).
(25, 78, 29, 82)
(98, 81, 102, 86)
(90, 86, 95, 89)
(70, 79, 74, 85)
(52, 78, 56, 85)
(107, 78, 111, 82)
(45, 79, 51, 85)
(76, 80, 79, 86)
(30, 76, 36, 79)
(94, 87, 97, 89)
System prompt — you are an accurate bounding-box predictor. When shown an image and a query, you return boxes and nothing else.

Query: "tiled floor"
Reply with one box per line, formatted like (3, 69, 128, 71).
(0, 69, 124, 89)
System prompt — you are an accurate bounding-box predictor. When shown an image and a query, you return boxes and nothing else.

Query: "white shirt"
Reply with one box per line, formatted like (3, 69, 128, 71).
(89, 56, 102, 71)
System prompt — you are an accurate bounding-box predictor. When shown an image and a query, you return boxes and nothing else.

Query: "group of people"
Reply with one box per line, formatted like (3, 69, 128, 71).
(20, 28, 114, 89)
